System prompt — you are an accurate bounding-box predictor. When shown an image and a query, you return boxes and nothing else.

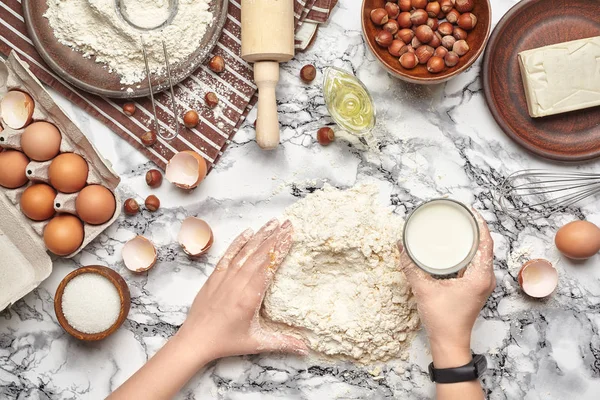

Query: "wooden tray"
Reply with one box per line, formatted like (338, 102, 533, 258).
(482, 0, 600, 162)
(22, 0, 228, 99)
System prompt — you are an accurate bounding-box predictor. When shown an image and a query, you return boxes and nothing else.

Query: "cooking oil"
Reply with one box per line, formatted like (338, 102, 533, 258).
(323, 67, 375, 136)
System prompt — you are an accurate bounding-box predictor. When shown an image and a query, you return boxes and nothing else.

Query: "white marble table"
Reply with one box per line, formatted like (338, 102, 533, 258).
(2, 0, 600, 399)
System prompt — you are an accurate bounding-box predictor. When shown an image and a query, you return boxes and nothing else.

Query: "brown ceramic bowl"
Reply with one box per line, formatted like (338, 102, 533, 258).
(54, 265, 130, 341)
(361, 0, 492, 84)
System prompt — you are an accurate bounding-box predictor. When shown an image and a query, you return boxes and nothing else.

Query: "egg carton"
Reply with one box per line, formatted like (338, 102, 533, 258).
(0, 53, 121, 311)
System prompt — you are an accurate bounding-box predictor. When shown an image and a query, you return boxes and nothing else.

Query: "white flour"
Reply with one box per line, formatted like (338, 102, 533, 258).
(44, 0, 213, 85)
(262, 185, 420, 364)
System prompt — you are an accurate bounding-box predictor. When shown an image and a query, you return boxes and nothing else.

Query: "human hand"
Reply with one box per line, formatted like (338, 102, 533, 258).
(177, 218, 308, 365)
(398, 210, 495, 368)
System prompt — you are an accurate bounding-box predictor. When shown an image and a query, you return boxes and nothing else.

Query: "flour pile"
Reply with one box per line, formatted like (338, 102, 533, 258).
(44, 0, 213, 85)
(262, 185, 420, 364)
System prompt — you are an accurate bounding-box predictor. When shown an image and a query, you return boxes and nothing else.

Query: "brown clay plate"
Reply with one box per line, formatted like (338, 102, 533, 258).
(362, 0, 491, 84)
(22, 0, 228, 99)
(482, 0, 600, 162)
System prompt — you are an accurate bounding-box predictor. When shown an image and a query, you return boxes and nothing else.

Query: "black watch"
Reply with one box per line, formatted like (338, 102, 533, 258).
(428, 354, 487, 384)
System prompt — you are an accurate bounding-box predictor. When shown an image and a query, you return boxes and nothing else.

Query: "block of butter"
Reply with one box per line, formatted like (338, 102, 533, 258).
(517, 36, 600, 118)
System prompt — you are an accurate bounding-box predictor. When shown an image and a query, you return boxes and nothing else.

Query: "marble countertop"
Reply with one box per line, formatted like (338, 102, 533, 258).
(2, 0, 600, 399)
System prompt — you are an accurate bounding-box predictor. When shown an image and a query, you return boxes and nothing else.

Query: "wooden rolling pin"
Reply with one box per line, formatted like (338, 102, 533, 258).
(241, 0, 295, 150)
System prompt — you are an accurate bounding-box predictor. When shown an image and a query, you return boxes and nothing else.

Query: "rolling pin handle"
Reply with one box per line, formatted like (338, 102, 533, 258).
(254, 61, 281, 150)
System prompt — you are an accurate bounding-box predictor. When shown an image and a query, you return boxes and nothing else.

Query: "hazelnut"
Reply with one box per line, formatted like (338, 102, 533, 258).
(399, 0, 412, 12)
(452, 39, 470, 56)
(426, 17, 439, 31)
(399, 52, 418, 69)
(122, 102, 136, 116)
(410, 9, 428, 25)
(145, 195, 160, 212)
(440, 0, 454, 14)
(434, 46, 448, 58)
(411, 36, 422, 48)
(370, 8, 389, 25)
(445, 51, 460, 67)
(124, 198, 140, 215)
(429, 31, 442, 48)
(441, 35, 456, 50)
(205, 92, 219, 108)
(375, 30, 394, 47)
(457, 13, 477, 30)
(385, 2, 401, 19)
(411, 0, 427, 9)
(145, 169, 163, 188)
(317, 127, 335, 145)
(426, 1, 440, 17)
(383, 19, 400, 35)
(183, 110, 199, 129)
(208, 55, 225, 73)
(388, 39, 406, 57)
(415, 45, 434, 64)
(398, 44, 414, 56)
(141, 130, 157, 147)
(453, 27, 468, 41)
(300, 64, 317, 83)
(397, 12, 412, 28)
(396, 28, 414, 43)
(455, 0, 474, 13)
(427, 56, 445, 73)
(446, 9, 461, 24)
(415, 25, 434, 43)
(438, 22, 454, 36)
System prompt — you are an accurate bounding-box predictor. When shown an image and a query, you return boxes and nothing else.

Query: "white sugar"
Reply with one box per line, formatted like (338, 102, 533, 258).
(62, 273, 121, 334)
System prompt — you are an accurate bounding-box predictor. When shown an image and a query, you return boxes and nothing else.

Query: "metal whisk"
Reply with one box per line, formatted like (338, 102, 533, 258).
(116, 0, 180, 141)
(495, 169, 600, 219)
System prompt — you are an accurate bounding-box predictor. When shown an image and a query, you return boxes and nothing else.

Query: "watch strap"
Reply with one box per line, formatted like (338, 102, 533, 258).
(428, 354, 487, 384)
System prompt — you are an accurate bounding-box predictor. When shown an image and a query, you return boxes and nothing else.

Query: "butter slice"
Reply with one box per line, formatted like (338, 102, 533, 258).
(517, 36, 600, 118)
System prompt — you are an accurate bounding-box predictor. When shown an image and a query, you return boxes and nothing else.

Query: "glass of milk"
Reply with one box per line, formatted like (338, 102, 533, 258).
(403, 199, 480, 276)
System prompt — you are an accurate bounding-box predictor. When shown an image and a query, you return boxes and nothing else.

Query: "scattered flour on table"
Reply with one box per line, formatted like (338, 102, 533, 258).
(44, 0, 213, 84)
(261, 185, 420, 364)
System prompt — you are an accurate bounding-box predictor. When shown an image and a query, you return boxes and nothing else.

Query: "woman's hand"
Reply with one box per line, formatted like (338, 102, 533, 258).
(178, 218, 308, 363)
(398, 210, 496, 368)
(109, 219, 306, 400)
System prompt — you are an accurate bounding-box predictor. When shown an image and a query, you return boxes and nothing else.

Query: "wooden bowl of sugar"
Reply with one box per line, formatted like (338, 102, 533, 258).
(54, 265, 130, 341)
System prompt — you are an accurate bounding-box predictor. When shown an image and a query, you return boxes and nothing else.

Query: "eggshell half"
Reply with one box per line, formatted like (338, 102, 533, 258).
(1, 90, 34, 129)
(518, 259, 558, 298)
(122, 236, 157, 273)
(165, 151, 207, 189)
(178, 217, 213, 257)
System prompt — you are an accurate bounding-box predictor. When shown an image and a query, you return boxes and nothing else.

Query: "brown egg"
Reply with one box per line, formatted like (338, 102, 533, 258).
(20, 122, 62, 161)
(555, 220, 600, 260)
(48, 153, 88, 193)
(0, 150, 29, 189)
(76, 185, 116, 225)
(20, 183, 56, 221)
(43, 214, 85, 256)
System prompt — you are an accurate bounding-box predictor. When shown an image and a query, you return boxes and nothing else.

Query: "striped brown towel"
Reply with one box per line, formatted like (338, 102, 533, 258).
(0, 0, 335, 171)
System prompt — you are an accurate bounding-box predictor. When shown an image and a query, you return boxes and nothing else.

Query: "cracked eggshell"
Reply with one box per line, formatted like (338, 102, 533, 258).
(165, 151, 207, 190)
(1, 90, 34, 129)
(178, 217, 213, 257)
(122, 236, 157, 273)
(517, 259, 558, 299)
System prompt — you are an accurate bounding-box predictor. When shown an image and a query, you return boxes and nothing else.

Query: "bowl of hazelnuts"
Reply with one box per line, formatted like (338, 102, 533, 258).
(362, 0, 491, 84)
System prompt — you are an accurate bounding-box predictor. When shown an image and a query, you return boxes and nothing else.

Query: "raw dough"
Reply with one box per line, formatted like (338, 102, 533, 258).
(262, 185, 420, 364)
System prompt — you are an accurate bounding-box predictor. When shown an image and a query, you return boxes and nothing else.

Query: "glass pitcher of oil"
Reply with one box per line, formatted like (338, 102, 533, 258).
(323, 67, 376, 137)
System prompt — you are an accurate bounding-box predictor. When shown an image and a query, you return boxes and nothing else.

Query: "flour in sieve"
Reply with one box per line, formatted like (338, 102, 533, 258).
(44, 0, 213, 85)
(261, 185, 420, 364)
